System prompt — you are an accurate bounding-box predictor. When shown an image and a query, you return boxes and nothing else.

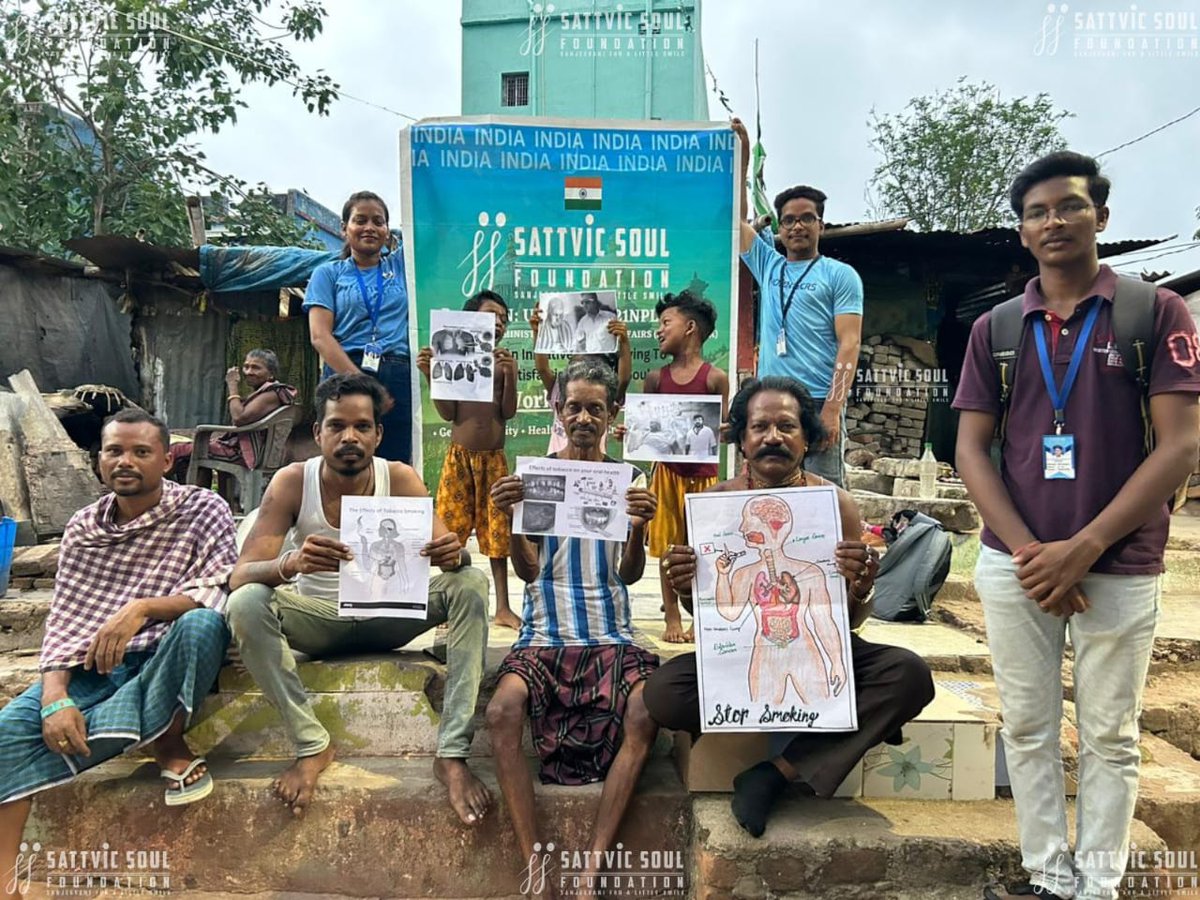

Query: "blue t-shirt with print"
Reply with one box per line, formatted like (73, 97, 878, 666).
(742, 234, 863, 398)
(302, 248, 410, 357)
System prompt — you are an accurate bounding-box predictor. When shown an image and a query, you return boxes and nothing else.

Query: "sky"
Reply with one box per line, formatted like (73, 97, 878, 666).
(196, 0, 1200, 280)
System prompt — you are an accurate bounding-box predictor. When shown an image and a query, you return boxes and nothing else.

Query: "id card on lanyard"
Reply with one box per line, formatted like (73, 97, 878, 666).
(775, 256, 820, 357)
(1034, 300, 1101, 481)
(354, 263, 386, 373)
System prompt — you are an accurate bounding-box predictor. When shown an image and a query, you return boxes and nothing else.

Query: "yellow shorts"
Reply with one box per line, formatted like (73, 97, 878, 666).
(646, 464, 718, 558)
(435, 443, 511, 559)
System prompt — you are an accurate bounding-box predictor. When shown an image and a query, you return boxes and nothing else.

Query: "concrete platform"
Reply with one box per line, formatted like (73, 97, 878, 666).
(691, 795, 1165, 900)
(26, 757, 691, 898)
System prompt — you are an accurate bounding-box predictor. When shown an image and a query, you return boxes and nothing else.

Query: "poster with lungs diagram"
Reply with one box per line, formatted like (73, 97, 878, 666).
(685, 486, 857, 732)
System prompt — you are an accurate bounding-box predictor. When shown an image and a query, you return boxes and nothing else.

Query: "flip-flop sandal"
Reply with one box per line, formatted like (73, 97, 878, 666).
(161, 757, 214, 807)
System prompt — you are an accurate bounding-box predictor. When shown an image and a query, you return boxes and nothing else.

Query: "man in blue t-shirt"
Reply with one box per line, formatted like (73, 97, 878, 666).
(733, 119, 864, 487)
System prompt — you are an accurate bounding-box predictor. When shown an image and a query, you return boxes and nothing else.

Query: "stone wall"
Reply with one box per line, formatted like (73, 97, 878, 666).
(846, 335, 942, 460)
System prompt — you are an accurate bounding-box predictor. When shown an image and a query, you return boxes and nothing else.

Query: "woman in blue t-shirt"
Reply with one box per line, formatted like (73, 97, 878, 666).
(303, 191, 413, 463)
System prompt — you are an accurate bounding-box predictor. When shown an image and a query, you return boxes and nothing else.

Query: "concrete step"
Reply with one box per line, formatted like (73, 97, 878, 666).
(186, 650, 672, 761)
(690, 795, 1165, 900)
(26, 756, 691, 898)
(1140, 668, 1200, 759)
(860, 618, 992, 674)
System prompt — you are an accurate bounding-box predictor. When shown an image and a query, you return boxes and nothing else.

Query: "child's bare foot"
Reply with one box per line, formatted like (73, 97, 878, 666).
(434, 757, 492, 825)
(683, 625, 694, 642)
(273, 745, 335, 818)
(662, 618, 690, 643)
(493, 608, 523, 630)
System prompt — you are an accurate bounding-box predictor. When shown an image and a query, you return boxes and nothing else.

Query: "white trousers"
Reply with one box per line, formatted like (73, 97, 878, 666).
(976, 546, 1159, 899)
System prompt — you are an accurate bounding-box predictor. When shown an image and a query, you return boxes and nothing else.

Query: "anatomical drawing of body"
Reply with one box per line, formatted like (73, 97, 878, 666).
(359, 516, 410, 596)
(714, 495, 849, 705)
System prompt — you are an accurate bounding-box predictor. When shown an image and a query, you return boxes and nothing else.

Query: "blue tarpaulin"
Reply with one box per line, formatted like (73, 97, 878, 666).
(199, 245, 338, 293)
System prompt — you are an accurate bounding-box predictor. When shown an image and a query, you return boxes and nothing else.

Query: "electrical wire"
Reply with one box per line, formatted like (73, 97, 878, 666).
(1096, 103, 1200, 158)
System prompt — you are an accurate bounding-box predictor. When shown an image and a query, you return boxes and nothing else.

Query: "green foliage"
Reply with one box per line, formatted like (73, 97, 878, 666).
(0, 0, 338, 256)
(868, 78, 1072, 233)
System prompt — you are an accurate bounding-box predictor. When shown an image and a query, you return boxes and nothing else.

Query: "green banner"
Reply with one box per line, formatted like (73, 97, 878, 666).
(401, 117, 739, 491)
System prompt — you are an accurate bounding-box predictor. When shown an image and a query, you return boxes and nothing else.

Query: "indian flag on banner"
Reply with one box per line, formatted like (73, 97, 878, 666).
(564, 176, 602, 210)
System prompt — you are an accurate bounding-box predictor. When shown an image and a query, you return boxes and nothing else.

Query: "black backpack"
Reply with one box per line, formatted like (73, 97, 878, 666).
(872, 511, 953, 623)
(988, 276, 1157, 456)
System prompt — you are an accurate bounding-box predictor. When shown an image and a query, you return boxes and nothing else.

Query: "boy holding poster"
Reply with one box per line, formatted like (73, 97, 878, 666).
(643, 291, 729, 643)
(417, 290, 522, 629)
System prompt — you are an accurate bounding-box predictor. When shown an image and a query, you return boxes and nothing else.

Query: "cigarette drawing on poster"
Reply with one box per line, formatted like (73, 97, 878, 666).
(429, 309, 496, 402)
(534, 291, 619, 355)
(623, 393, 722, 464)
(513, 455, 634, 542)
(338, 496, 432, 619)
(685, 486, 857, 732)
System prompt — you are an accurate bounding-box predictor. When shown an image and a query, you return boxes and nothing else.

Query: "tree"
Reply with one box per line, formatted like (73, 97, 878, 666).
(867, 78, 1072, 232)
(0, 0, 339, 255)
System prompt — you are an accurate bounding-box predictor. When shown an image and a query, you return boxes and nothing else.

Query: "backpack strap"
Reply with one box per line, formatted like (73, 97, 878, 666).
(989, 279, 1157, 457)
(988, 295, 1027, 444)
(1110, 276, 1158, 457)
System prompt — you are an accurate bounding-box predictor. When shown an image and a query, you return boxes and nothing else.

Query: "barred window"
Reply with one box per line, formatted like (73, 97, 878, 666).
(501, 72, 529, 107)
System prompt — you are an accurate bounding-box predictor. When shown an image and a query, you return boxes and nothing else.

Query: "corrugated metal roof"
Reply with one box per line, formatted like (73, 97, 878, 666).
(64, 235, 199, 271)
(0, 244, 86, 275)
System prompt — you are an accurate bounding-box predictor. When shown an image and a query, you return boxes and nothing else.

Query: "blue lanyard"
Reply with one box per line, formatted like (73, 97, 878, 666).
(353, 262, 385, 339)
(1032, 299, 1101, 431)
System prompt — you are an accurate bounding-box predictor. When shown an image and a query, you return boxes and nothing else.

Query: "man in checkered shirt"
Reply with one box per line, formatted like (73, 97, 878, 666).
(0, 409, 236, 883)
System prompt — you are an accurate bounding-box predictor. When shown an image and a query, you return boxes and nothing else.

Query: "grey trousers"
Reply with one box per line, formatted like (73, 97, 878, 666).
(226, 567, 489, 757)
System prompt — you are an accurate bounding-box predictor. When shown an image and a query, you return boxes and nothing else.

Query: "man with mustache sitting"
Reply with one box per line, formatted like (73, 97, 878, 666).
(642, 376, 935, 838)
(225, 374, 492, 824)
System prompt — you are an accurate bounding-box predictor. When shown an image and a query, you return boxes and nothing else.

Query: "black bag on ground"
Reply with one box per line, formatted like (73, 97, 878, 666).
(871, 510, 952, 623)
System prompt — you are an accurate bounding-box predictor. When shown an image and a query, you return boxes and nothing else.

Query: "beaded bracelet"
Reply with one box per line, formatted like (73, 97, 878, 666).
(40, 697, 77, 719)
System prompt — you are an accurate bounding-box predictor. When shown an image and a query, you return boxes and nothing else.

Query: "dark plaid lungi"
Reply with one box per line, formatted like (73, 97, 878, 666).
(498, 643, 659, 785)
(0, 608, 229, 804)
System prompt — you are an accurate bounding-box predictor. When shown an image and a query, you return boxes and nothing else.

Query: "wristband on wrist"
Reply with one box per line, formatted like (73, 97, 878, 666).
(41, 697, 77, 719)
(226, 395, 240, 402)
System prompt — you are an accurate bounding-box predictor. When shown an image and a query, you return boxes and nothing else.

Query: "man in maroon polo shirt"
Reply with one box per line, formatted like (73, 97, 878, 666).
(954, 151, 1200, 900)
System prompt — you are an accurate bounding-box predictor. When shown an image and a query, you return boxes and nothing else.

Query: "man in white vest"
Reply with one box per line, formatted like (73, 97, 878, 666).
(227, 373, 490, 823)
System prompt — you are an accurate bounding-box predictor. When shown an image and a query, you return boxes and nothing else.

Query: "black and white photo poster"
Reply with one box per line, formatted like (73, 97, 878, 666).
(338, 496, 432, 618)
(623, 392, 722, 463)
(513, 455, 634, 541)
(429, 309, 497, 402)
(533, 290, 619, 355)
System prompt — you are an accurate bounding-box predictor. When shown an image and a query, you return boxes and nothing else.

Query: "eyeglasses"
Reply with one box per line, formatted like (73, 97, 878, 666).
(779, 213, 821, 229)
(1021, 199, 1093, 226)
